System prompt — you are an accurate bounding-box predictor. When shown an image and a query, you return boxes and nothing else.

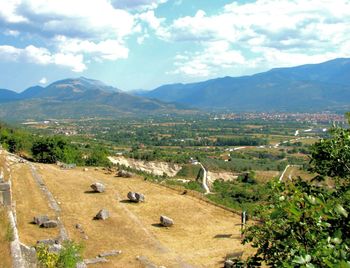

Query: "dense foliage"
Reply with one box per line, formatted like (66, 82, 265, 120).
(241, 124, 350, 267)
(0, 122, 109, 166)
(207, 178, 271, 213)
(31, 137, 82, 164)
(0, 123, 32, 154)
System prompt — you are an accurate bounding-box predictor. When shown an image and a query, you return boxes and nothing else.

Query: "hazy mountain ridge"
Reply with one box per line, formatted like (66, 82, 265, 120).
(1, 58, 350, 120)
(140, 58, 350, 111)
(0, 77, 193, 120)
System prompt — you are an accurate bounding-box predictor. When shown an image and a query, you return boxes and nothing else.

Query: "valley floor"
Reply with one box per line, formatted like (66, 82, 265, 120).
(6, 154, 252, 267)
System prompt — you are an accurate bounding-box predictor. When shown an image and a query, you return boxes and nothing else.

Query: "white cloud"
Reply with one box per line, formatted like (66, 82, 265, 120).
(172, 41, 246, 77)
(55, 36, 129, 61)
(0, 0, 28, 23)
(19, 0, 135, 39)
(138, 11, 163, 30)
(164, 0, 350, 77)
(111, 0, 168, 11)
(0, 45, 86, 72)
(39, 77, 47, 84)
(0, 0, 143, 71)
(3, 29, 20, 36)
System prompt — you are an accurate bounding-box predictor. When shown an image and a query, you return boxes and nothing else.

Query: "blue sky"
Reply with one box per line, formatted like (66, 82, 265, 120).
(0, 0, 349, 92)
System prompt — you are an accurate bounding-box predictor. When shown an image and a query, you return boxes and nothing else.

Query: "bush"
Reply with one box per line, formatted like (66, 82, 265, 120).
(36, 240, 83, 268)
(57, 241, 84, 268)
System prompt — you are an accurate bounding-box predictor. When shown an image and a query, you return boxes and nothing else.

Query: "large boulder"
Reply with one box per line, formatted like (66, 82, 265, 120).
(160, 215, 174, 227)
(127, 192, 145, 203)
(117, 170, 132, 178)
(95, 209, 109, 220)
(41, 220, 58, 228)
(33, 215, 49, 226)
(90, 182, 105, 193)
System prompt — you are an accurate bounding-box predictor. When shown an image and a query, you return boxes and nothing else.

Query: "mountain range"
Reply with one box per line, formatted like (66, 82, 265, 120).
(0, 58, 350, 120)
(0, 77, 190, 120)
(139, 58, 350, 112)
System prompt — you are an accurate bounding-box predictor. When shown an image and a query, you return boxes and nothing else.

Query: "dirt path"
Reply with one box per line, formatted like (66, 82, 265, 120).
(198, 163, 210, 194)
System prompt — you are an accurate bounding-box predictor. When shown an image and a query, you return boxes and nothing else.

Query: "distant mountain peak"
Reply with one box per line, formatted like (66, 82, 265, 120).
(0, 77, 191, 120)
(140, 57, 350, 112)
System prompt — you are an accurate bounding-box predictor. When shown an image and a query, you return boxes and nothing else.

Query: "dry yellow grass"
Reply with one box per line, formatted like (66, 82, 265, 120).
(0, 207, 12, 268)
(11, 164, 59, 245)
(29, 164, 251, 267)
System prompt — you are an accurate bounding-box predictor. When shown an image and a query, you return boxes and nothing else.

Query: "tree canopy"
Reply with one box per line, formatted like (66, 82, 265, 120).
(240, 121, 350, 267)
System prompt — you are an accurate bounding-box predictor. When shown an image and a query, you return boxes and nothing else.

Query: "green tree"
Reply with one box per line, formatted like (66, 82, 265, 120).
(31, 136, 81, 164)
(240, 122, 350, 267)
(85, 147, 110, 167)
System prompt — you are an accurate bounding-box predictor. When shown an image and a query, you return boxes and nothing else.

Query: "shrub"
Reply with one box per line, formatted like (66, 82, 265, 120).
(36, 240, 83, 268)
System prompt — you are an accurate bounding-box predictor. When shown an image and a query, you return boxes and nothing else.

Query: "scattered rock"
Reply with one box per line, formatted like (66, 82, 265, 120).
(127, 192, 145, 203)
(41, 220, 58, 228)
(20, 243, 37, 266)
(90, 182, 105, 193)
(98, 250, 122, 258)
(33, 215, 49, 226)
(224, 259, 235, 268)
(117, 170, 132, 178)
(48, 244, 62, 253)
(160, 215, 174, 227)
(0, 182, 10, 191)
(76, 262, 87, 268)
(94, 209, 109, 220)
(36, 239, 58, 246)
(84, 257, 109, 264)
(83, 168, 88, 172)
(75, 223, 89, 240)
(136, 256, 160, 268)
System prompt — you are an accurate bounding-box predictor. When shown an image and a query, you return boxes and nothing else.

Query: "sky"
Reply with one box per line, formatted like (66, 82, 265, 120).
(0, 0, 350, 92)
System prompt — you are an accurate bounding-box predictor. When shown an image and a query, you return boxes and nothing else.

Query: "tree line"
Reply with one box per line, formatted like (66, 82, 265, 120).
(0, 122, 110, 166)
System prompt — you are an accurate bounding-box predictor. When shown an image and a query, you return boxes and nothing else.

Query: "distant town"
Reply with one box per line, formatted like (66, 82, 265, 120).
(213, 112, 346, 124)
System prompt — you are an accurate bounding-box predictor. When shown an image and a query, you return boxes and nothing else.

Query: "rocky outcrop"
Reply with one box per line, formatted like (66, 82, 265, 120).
(108, 156, 181, 177)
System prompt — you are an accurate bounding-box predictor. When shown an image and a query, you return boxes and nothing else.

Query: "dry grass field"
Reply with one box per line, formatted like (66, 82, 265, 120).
(11, 164, 59, 245)
(0, 207, 12, 268)
(7, 160, 252, 267)
(0, 152, 13, 268)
